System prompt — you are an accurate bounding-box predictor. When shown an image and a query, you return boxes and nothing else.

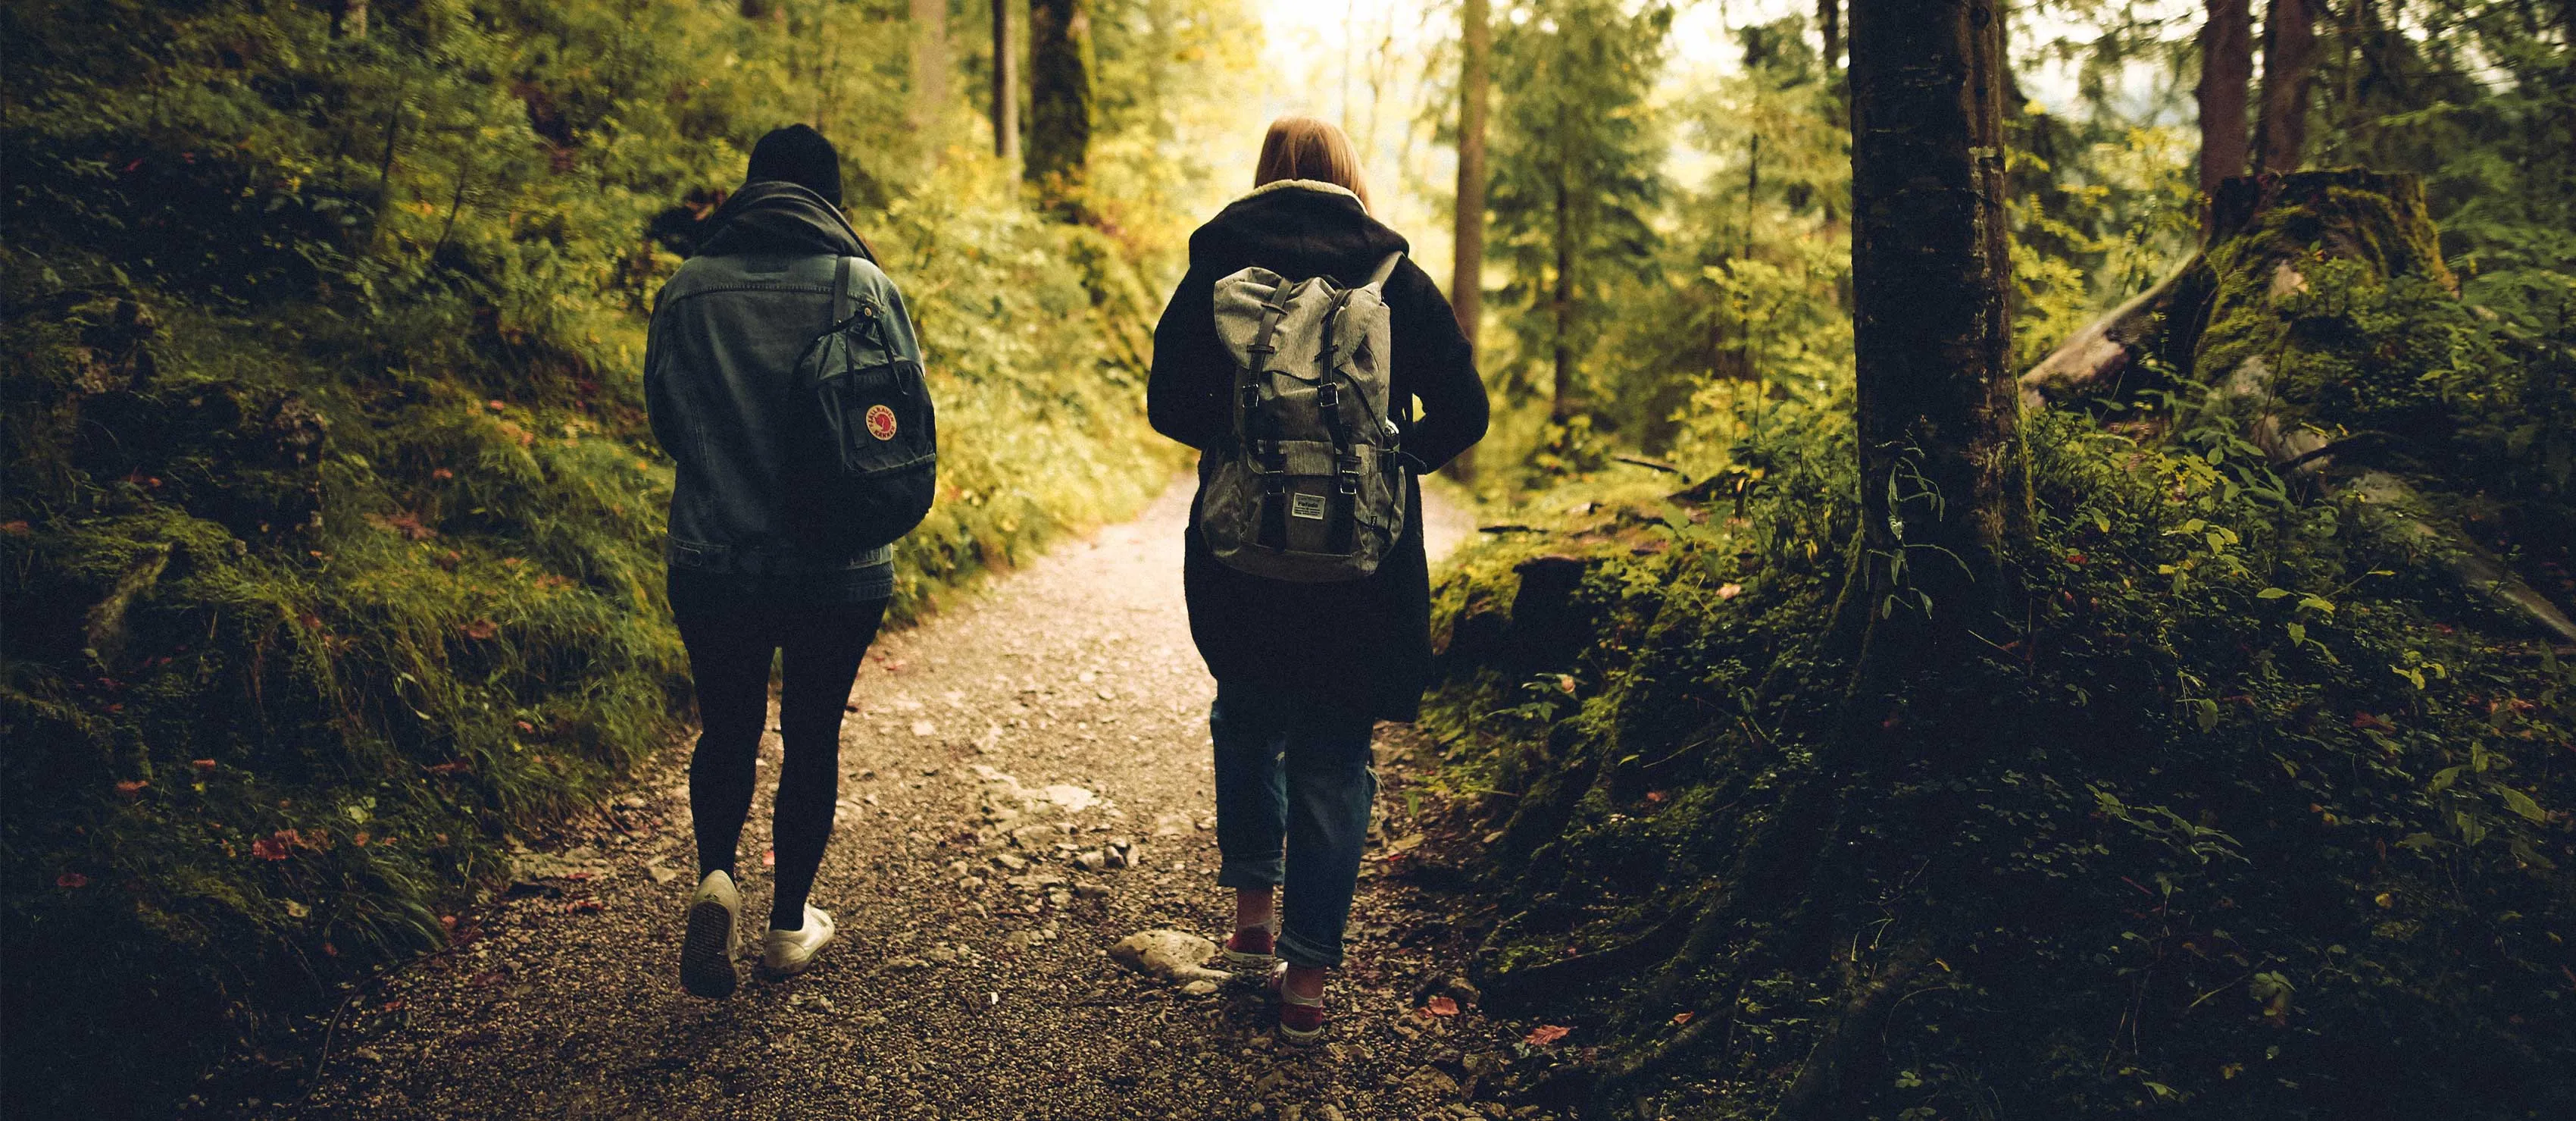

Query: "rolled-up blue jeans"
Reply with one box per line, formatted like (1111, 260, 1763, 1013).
(1209, 678, 1378, 969)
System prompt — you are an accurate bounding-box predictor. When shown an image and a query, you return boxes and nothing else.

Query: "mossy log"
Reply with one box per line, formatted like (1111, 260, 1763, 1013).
(2021, 169, 2576, 645)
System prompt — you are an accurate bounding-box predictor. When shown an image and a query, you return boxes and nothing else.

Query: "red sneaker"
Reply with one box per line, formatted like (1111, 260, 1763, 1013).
(1223, 925, 1278, 975)
(1268, 966, 1326, 1044)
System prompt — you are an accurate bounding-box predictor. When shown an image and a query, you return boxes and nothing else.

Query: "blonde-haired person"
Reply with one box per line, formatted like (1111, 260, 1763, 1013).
(1146, 116, 1489, 1043)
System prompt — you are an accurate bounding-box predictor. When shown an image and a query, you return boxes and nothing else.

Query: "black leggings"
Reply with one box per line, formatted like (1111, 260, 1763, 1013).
(671, 581, 886, 931)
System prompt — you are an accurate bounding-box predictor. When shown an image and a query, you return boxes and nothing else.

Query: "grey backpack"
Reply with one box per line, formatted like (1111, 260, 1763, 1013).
(1198, 252, 1407, 582)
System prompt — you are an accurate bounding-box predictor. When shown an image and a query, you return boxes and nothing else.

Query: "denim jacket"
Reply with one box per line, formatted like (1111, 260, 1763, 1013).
(645, 246, 924, 603)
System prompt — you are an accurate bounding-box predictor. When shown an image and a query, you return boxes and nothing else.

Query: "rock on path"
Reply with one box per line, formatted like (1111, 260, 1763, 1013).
(261, 478, 1555, 1121)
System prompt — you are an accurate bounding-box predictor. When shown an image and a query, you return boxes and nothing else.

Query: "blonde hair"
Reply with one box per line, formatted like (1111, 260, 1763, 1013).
(1253, 116, 1372, 211)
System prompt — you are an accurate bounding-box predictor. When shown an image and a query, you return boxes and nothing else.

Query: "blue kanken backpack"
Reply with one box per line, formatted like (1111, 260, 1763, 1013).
(793, 255, 936, 553)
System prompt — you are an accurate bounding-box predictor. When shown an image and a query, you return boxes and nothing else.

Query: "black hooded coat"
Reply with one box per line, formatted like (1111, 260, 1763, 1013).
(1148, 181, 1490, 722)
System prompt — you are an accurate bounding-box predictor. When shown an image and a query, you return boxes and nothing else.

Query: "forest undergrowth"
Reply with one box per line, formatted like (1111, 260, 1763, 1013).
(1421, 208, 2576, 1121)
(0, 2, 1199, 1113)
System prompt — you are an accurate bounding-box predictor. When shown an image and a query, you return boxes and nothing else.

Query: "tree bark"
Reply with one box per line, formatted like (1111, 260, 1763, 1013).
(1024, 0, 1093, 207)
(2197, 0, 2252, 227)
(2256, 0, 2316, 172)
(1818, 0, 1840, 70)
(911, 0, 953, 155)
(1551, 141, 1577, 423)
(1446, 0, 1490, 481)
(333, 0, 367, 40)
(992, 0, 1020, 163)
(1846, 0, 2024, 643)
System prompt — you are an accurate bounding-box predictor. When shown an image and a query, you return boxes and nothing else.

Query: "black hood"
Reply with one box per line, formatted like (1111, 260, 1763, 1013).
(695, 180, 878, 261)
(1191, 181, 1408, 283)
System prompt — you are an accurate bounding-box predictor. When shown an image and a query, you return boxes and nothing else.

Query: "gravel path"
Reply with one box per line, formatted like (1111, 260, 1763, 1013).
(267, 478, 1555, 1121)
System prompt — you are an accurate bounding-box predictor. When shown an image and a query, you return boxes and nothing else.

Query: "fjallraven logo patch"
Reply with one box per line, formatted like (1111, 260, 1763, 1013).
(1289, 492, 1327, 520)
(864, 403, 898, 441)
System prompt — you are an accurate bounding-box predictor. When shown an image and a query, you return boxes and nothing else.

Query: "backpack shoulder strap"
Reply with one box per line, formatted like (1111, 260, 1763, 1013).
(1363, 251, 1404, 292)
(831, 255, 855, 327)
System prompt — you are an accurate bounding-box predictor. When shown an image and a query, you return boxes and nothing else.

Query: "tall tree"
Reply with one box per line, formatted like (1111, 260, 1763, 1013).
(1024, 0, 1093, 204)
(2197, 0, 2252, 222)
(1446, 0, 1492, 481)
(1818, 0, 1840, 70)
(992, 0, 1019, 162)
(1452, 0, 1490, 354)
(1489, 0, 1671, 423)
(2256, 0, 2315, 171)
(1844, 0, 2021, 647)
(911, 0, 953, 153)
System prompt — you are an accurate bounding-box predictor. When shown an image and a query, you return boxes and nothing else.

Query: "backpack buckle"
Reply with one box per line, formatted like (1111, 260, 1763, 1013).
(1337, 453, 1362, 494)
(1315, 382, 1340, 410)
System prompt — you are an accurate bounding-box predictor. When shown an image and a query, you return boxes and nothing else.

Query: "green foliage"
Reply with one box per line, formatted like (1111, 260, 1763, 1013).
(1, 1, 1216, 1113)
(1426, 380, 2576, 1116)
(1484, 0, 1671, 426)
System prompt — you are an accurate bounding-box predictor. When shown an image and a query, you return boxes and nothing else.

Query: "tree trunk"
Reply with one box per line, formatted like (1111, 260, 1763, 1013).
(1446, 0, 1490, 482)
(2256, 0, 2316, 172)
(1845, 0, 2023, 646)
(911, 0, 953, 155)
(333, 0, 367, 40)
(993, 0, 1019, 163)
(1451, 0, 1490, 352)
(1818, 0, 1840, 70)
(2197, 0, 2252, 228)
(1551, 148, 1577, 423)
(1024, 0, 1093, 208)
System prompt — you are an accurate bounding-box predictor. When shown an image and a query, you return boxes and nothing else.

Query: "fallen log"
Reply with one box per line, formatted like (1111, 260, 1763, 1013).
(2021, 170, 2576, 645)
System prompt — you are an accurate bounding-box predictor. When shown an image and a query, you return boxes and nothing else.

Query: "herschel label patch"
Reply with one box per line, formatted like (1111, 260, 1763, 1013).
(1289, 492, 1327, 520)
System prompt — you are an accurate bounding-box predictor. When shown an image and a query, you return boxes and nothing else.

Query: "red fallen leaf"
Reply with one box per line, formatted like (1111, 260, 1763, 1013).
(565, 899, 605, 914)
(352, 831, 371, 847)
(1643, 790, 1668, 804)
(1564, 945, 1580, 957)
(2065, 552, 2087, 565)
(2351, 711, 2395, 731)
(761, 849, 777, 868)
(1671, 1011, 1695, 1025)
(1526, 1024, 1571, 1047)
(114, 780, 148, 797)
(430, 467, 455, 481)
(424, 760, 470, 775)
(486, 399, 507, 412)
(515, 720, 536, 732)
(57, 872, 89, 888)
(564, 871, 594, 881)
(299, 612, 324, 631)
(251, 837, 292, 860)
(324, 941, 339, 957)
(1426, 996, 1460, 1017)
(440, 915, 458, 930)
(1716, 583, 1743, 600)
(190, 759, 217, 772)
(461, 619, 499, 640)
(1, 520, 30, 534)
(469, 969, 508, 988)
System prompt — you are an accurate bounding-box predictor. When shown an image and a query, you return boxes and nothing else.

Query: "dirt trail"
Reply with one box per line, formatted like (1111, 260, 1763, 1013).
(267, 479, 1555, 1121)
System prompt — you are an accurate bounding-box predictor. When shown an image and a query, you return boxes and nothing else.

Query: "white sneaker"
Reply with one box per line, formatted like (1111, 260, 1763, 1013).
(679, 870, 741, 999)
(761, 904, 836, 976)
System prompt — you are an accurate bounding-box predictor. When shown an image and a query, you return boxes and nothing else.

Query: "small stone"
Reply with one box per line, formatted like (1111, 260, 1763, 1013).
(1074, 883, 1109, 900)
(1180, 979, 1219, 997)
(1404, 1066, 1461, 1098)
(1074, 849, 1107, 871)
(1442, 977, 1483, 1007)
(615, 794, 648, 810)
(645, 861, 681, 885)
(991, 853, 1030, 872)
